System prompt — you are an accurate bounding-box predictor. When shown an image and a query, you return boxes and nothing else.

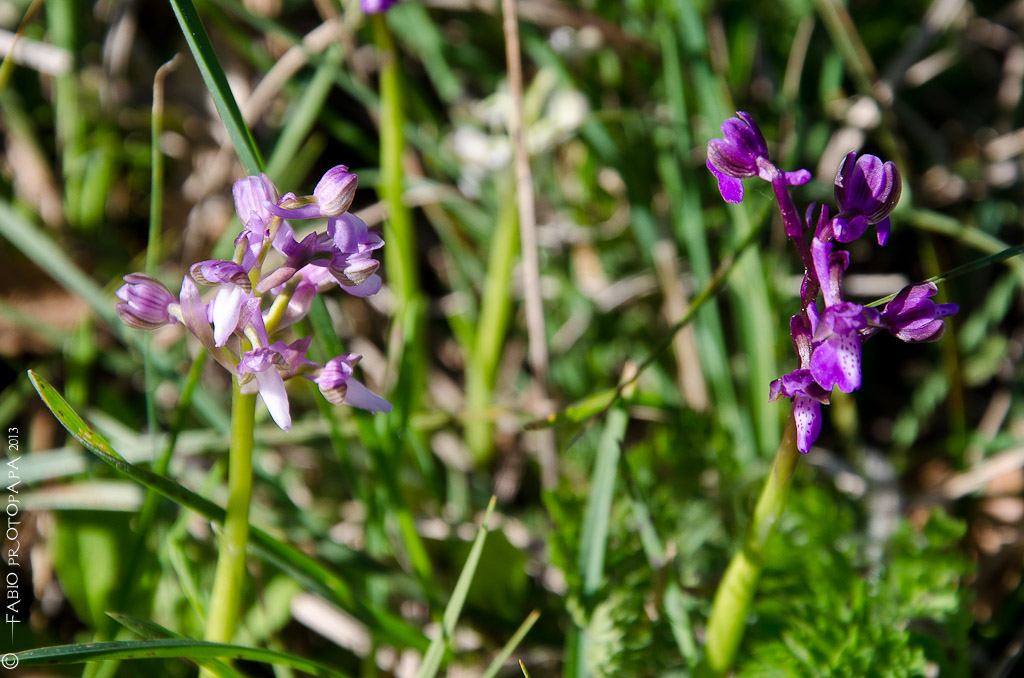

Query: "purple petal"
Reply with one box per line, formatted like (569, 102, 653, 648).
(338, 274, 382, 297)
(832, 214, 870, 243)
(115, 274, 177, 330)
(783, 169, 812, 186)
(811, 238, 839, 307)
(233, 174, 278, 231)
(707, 140, 756, 180)
(238, 297, 269, 346)
(179, 276, 215, 350)
(875, 216, 891, 246)
(362, 0, 399, 13)
(191, 260, 252, 292)
(275, 203, 321, 220)
(344, 378, 392, 413)
(735, 112, 768, 151)
(707, 159, 744, 203)
(328, 213, 370, 253)
(314, 165, 357, 217)
(277, 282, 318, 330)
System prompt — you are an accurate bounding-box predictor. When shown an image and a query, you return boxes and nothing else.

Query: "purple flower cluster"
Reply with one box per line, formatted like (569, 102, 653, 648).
(116, 167, 391, 431)
(707, 113, 958, 453)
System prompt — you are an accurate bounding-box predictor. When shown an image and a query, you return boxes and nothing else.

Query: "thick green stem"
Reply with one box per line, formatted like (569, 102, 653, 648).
(204, 383, 257, 650)
(701, 413, 799, 675)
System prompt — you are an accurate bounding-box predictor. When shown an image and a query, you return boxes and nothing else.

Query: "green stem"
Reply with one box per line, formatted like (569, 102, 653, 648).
(372, 12, 418, 308)
(465, 174, 519, 462)
(203, 382, 257, 650)
(700, 413, 799, 675)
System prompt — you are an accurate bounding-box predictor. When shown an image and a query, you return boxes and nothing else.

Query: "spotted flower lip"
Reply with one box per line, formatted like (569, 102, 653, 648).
(832, 151, 901, 246)
(810, 302, 867, 393)
(115, 274, 177, 330)
(770, 369, 831, 453)
(706, 112, 811, 204)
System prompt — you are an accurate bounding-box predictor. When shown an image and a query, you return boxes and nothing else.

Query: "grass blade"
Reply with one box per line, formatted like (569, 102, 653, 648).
(26, 370, 427, 652)
(415, 496, 498, 678)
(107, 613, 247, 678)
(15, 639, 347, 676)
(567, 406, 628, 678)
(479, 610, 540, 678)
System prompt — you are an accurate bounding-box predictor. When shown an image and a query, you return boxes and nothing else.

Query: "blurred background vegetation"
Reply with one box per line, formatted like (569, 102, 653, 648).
(1, 0, 1023, 676)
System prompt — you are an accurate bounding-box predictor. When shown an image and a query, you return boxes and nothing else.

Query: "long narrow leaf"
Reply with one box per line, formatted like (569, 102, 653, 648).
(27, 370, 427, 652)
(415, 497, 497, 678)
(107, 613, 246, 678)
(568, 406, 628, 678)
(15, 639, 346, 676)
(479, 610, 540, 678)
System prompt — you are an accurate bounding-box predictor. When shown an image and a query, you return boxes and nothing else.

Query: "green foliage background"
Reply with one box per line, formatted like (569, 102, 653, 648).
(1, 0, 1021, 676)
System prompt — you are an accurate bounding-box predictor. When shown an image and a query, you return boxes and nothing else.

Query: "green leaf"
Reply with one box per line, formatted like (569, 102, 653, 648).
(15, 639, 347, 677)
(107, 613, 248, 678)
(479, 610, 541, 678)
(26, 370, 427, 652)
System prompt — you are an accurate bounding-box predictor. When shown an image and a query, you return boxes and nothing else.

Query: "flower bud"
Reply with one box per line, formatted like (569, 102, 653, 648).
(115, 274, 177, 330)
(833, 152, 901, 245)
(314, 165, 358, 217)
(316, 354, 360, 405)
(232, 173, 278, 232)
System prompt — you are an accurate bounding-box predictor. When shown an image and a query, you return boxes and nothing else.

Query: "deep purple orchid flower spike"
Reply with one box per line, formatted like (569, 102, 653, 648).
(704, 112, 958, 455)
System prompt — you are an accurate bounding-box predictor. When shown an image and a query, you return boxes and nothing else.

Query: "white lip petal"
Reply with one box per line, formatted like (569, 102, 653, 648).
(256, 369, 291, 431)
(212, 285, 245, 347)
